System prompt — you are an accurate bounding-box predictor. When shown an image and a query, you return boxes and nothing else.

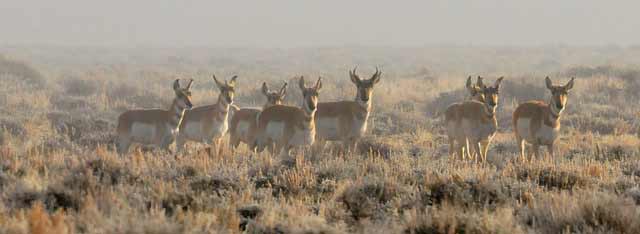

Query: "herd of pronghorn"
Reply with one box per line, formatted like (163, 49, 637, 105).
(116, 67, 575, 163)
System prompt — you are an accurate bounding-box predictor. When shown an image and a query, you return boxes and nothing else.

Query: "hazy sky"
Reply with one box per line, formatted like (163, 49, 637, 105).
(1, 1, 639, 47)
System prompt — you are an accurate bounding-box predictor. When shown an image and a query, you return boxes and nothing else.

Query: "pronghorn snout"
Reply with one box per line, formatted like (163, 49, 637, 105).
(556, 103, 564, 110)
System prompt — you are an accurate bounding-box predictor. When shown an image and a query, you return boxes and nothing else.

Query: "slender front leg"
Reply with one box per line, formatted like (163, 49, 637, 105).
(480, 140, 490, 163)
(531, 144, 540, 163)
(312, 139, 327, 156)
(516, 136, 525, 163)
(470, 140, 481, 163)
(546, 143, 554, 158)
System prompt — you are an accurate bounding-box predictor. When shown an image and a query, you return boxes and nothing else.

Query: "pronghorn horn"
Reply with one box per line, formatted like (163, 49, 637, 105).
(185, 79, 194, 89)
(228, 75, 238, 86)
(173, 79, 181, 90)
(371, 66, 382, 83)
(350, 66, 360, 83)
(477, 76, 485, 88)
(262, 82, 269, 95)
(315, 77, 323, 90)
(494, 77, 504, 89)
(299, 76, 306, 90)
(212, 74, 223, 87)
(279, 82, 288, 96)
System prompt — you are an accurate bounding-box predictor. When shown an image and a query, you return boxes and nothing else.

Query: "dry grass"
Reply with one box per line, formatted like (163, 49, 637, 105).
(0, 46, 639, 233)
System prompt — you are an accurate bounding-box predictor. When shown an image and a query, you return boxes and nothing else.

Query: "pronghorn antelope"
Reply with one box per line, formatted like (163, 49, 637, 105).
(175, 74, 237, 153)
(253, 77, 322, 156)
(445, 77, 503, 162)
(312, 67, 381, 154)
(513, 77, 575, 162)
(445, 76, 486, 160)
(229, 82, 287, 149)
(116, 79, 194, 154)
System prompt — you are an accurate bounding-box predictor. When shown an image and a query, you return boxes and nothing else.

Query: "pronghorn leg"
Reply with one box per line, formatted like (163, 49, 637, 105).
(531, 144, 540, 163)
(464, 139, 472, 161)
(175, 136, 186, 154)
(448, 138, 456, 159)
(214, 138, 223, 156)
(546, 143, 554, 159)
(516, 136, 525, 162)
(312, 139, 326, 156)
(470, 140, 481, 163)
(345, 138, 358, 154)
(116, 136, 131, 155)
(229, 134, 241, 151)
(480, 140, 490, 163)
(457, 141, 466, 161)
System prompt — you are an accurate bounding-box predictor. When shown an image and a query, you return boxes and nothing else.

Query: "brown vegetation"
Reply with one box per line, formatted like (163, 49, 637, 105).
(0, 46, 639, 233)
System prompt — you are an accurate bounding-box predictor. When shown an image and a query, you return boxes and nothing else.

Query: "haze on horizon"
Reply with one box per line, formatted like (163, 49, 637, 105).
(1, 0, 639, 48)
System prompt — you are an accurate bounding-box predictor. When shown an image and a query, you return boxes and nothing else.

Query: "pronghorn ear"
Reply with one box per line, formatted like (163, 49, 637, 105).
(545, 76, 554, 89)
(228, 75, 238, 87)
(564, 77, 575, 90)
(279, 82, 288, 97)
(212, 74, 224, 88)
(476, 76, 486, 89)
(173, 79, 181, 91)
(349, 67, 360, 84)
(371, 67, 382, 84)
(315, 77, 323, 90)
(494, 77, 504, 89)
(298, 76, 306, 91)
(261, 82, 269, 96)
(185, 79, 194, 90)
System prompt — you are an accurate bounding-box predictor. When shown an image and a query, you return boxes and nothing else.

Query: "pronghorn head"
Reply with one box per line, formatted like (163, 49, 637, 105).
(299, 76, 322, 113)
(477, 76, 503, 114)
(545, 76, 574, 113)
(350, 67, 381, 104)
(212, 74, 237, 105)
(262, 81, 287, 108)
(173, 79, 194, 109)
(464, 76, 484, 101)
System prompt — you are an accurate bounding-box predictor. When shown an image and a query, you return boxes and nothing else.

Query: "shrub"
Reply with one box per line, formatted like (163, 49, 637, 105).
(0, 55, 45, 87)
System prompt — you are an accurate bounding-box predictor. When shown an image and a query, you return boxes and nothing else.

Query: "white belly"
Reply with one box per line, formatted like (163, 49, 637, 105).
(316, 117, 339, 140)
(516, 118, 533, 142)
(350, 118, 367, 137)
(182, 122, 202, 139)
(182, 120, 228, 142)
(462, 120, 496, 141)
(516, 118, 558, 145)
(289, 128, 314, 146)
(130, 122, 157, 144)
(237, 120, 251, 139)
(446, 121, 464, 141)
(535, 124, 559, 145)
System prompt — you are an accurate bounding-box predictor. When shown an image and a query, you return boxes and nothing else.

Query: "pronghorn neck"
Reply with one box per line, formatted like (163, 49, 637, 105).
(355, 97, 372, 112)
(548, 97, 562, 120)
(216, 94, 231, 113)
(169, 99, 188, 130)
